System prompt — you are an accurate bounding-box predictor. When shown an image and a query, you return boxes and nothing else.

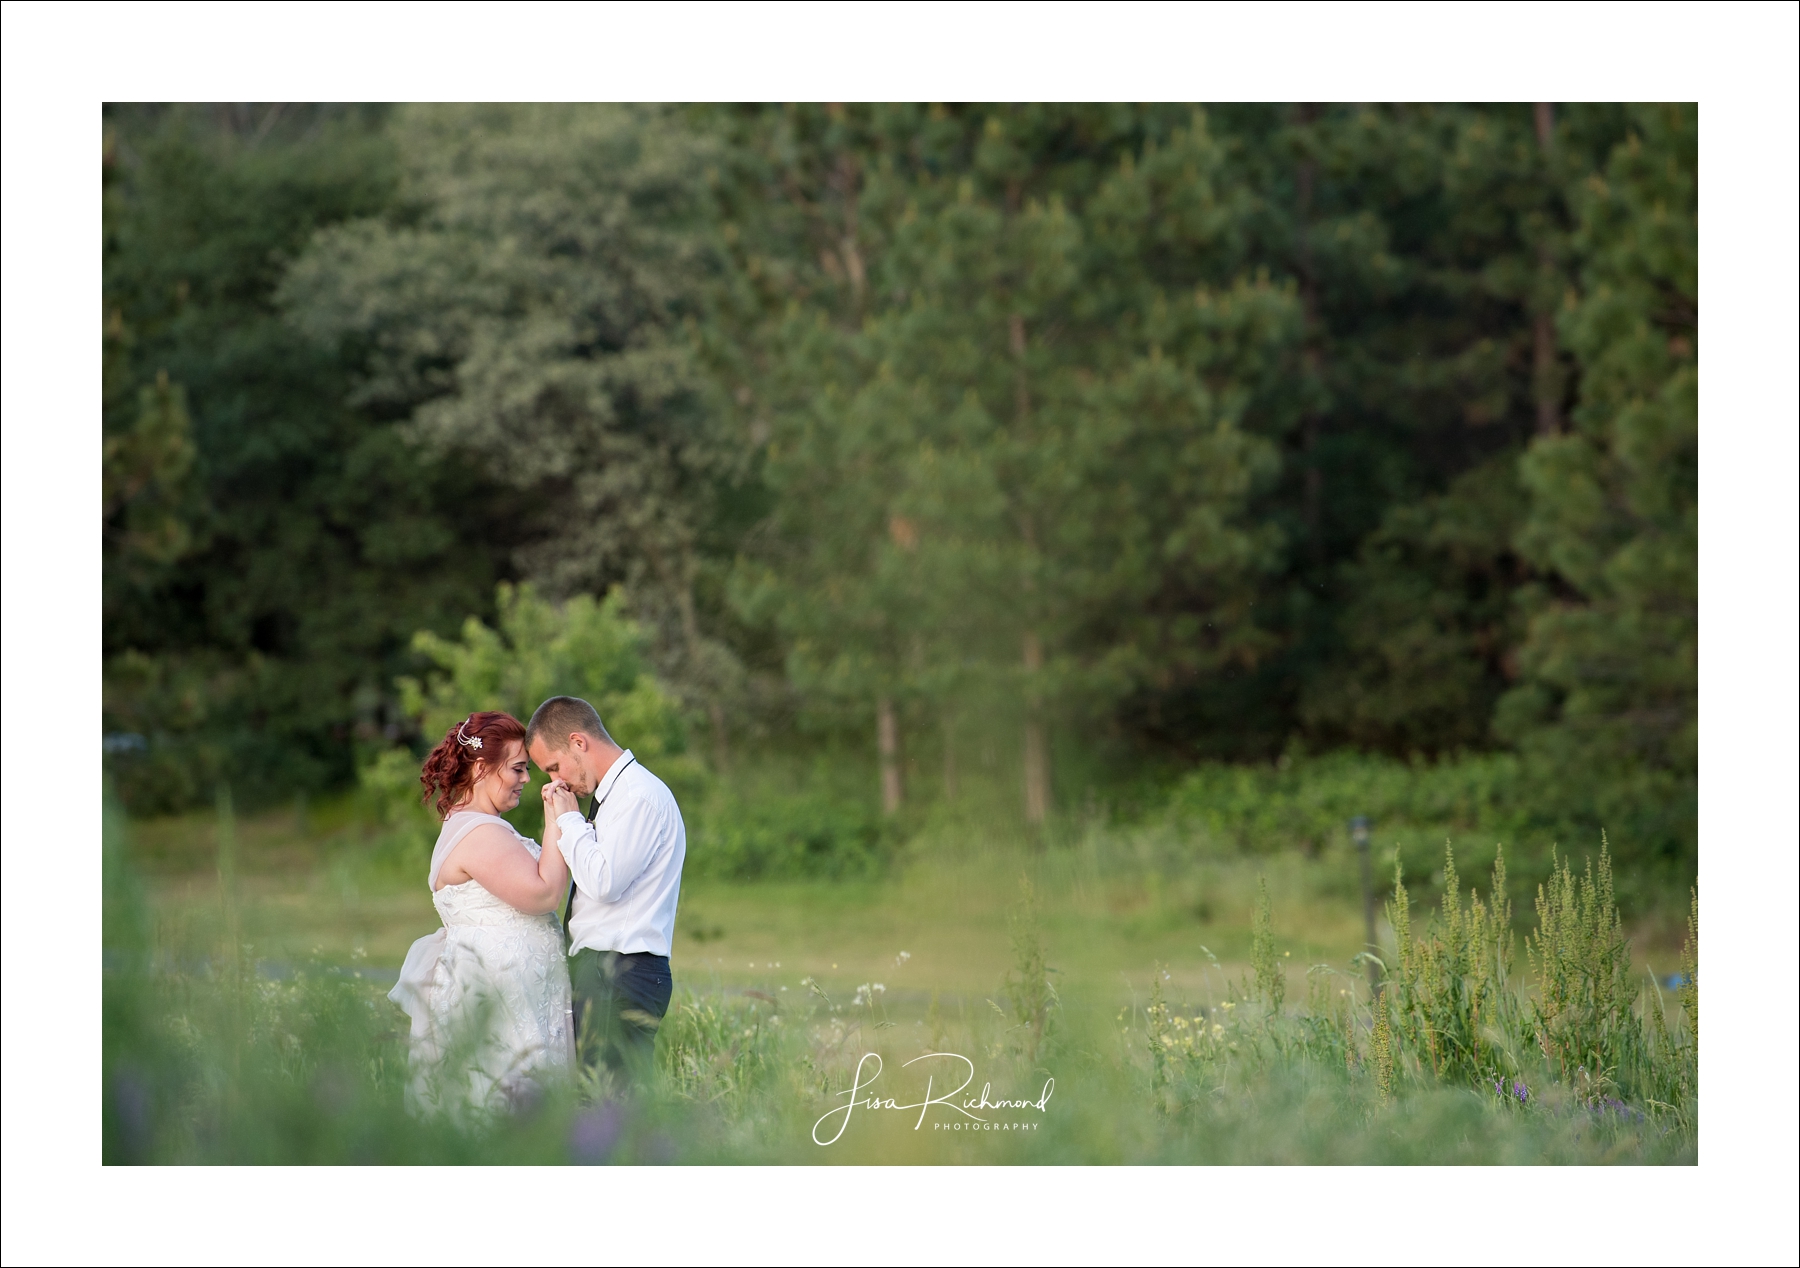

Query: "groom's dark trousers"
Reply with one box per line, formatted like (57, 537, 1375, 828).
(569, 948, 672, 1082)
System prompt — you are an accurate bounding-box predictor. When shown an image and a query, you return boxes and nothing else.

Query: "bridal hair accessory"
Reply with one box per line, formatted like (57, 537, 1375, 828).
(455, 717, 484, 751)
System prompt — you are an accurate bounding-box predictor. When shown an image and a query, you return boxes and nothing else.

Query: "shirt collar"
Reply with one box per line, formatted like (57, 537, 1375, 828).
(592, 749, 635, 804)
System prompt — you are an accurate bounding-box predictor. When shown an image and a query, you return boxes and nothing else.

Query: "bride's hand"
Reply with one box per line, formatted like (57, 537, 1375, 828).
(542, 779, 579, 819)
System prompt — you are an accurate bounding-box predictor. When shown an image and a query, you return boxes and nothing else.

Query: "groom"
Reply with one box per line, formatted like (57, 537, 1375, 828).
(526, 695, 686, 1083)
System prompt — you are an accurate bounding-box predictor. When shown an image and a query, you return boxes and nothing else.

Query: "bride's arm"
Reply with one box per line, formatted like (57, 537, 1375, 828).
(438, 823, 569, 915)
(541, 779, 568, 870)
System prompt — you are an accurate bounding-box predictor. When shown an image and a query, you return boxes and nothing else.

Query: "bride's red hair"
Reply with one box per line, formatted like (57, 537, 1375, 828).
(419, 710, 527, 819)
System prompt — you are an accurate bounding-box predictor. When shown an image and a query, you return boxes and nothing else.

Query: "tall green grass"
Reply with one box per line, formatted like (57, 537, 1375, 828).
(104, 793, 1695, 1164)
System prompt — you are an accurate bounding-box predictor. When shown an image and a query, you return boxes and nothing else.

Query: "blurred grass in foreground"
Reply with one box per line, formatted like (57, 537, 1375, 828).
(105, 780, 1696, 1164)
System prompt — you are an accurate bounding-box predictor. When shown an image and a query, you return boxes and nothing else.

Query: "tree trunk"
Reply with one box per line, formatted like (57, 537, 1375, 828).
(1007, 190, 1049, 830)
(1302, 409, 1323, 564)
(1533, 102, 1563, 437)
(1532, 314, 1561, 436)
(1533, 101, 1554, 149)
(646, 540, 730, 771)
(1010, 312, 1030, 417)
(1294, 107, 1326, 563)
(833, 149, 867, 315)
(877, 695, 903, 816)
(842, 138, 899, 817)
(1022, 631, 1050, 826)
(673, 567, 730, 771)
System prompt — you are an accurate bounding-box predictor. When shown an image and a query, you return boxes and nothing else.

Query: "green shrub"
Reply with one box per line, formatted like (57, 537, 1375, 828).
(1156, 747, 1687, 910)
(401, 583, 692, 762)
(1163, 749, 1530, 858)
(359, 582, 707, 837)
(686, 786, 890, 880)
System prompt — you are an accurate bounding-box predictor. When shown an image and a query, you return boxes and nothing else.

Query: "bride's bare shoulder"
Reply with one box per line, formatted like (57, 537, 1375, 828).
(435, 818, 530, 888)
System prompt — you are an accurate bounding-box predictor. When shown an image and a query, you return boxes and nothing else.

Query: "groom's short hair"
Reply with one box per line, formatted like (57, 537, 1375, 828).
(526, 696, 612, 751)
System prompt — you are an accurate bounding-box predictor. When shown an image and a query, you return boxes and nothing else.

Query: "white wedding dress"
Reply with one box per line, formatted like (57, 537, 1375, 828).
(389, 811, 573, 1114)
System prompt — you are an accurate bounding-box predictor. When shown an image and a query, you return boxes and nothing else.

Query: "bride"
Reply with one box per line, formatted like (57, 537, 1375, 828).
(389, 710, 573, 1113)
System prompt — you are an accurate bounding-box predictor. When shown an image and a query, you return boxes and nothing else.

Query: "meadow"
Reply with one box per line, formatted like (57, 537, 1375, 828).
(104, 756, 1697, 1165)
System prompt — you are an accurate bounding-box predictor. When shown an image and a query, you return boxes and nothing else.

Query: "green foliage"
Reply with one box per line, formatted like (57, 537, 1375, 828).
(374, 583, 699, 819)
(103, 370, 197, 572)
(1144, 103, 1630, 761)
(1500, 104, 1697, 862)
(102, 105, 515, 811)
(1302, 455, 1525, 752)
(400, 584, 672, 750)
(357, 745, 437, 831)
(279, 104, 744, 743)
(685, 785, 889, 881)
(1163, 748, 1530, 857)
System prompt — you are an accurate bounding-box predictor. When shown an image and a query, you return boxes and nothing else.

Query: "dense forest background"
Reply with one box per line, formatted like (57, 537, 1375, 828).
(101, 102, 1696, 873)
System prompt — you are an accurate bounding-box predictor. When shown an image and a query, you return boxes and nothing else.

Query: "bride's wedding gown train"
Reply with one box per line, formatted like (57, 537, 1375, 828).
(389, 811, 573, 1113)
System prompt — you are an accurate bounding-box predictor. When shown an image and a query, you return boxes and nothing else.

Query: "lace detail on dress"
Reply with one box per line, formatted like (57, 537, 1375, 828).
(390, 817, 572, 1115)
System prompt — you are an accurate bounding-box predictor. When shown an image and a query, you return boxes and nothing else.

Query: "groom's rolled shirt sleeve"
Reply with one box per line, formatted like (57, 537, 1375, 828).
(555, 800, 659, 904)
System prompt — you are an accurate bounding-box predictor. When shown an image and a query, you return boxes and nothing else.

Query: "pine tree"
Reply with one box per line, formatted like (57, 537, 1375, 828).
(1202, 103, 1631, 759)
(1498, 104, 1697, 865)
(715, 106, 1294, 822)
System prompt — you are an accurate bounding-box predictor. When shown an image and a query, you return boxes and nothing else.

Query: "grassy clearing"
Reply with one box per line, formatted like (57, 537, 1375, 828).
(108, 784, 1696, 1165)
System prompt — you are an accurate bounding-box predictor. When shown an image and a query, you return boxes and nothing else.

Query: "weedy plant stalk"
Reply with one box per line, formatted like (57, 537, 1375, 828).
(1369, 1000, 1397, 1100)
(1003, 875, 1059, 1066)
(1527, 841, 1632, 1078)
(1654, 887, 1700, 1122)
(1249, 877, 1285, 1015)
(1383, 844, 1517, 1085)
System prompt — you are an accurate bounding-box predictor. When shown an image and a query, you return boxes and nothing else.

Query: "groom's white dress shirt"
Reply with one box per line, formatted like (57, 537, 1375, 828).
(553, 750, 686, 958)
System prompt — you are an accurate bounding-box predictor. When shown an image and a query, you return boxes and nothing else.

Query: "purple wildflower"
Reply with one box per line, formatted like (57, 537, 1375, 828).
(569, 1101, 624, 1164)
(1592, 1095, 1643, 1123)
(1513, 1079, 1529, 1104)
